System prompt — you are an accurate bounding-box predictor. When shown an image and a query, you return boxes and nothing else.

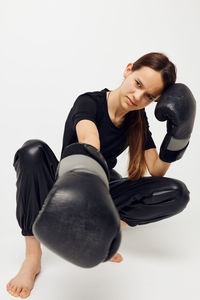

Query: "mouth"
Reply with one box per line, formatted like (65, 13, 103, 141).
(127, 96, 137, 106)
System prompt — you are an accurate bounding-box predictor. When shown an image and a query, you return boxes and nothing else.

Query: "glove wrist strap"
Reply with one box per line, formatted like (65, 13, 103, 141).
(58, 154, 109, 188)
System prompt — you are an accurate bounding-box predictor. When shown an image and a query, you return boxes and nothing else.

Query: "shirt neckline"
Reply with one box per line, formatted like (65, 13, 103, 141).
(102, 88, 126, 130)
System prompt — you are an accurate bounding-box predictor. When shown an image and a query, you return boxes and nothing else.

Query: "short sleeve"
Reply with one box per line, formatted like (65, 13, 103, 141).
(72, 93, 97, 127)
(142, 109, 156, 150)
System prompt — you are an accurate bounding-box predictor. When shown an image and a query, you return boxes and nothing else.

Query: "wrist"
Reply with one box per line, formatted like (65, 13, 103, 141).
(56, 143, 110, 186)
(159, 137, 189, 162)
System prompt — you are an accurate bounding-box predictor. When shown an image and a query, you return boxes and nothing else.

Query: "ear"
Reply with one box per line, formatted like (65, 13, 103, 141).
(124, 62, 133, 73)
(154, 96, 161, 103)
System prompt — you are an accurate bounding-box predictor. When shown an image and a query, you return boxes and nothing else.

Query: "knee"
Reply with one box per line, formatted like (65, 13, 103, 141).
(169, 178, 190, 213)
(13, 139, 47, 167)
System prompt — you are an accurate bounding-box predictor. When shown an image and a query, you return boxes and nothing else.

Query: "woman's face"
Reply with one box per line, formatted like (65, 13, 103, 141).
(120, 64, 164, 111)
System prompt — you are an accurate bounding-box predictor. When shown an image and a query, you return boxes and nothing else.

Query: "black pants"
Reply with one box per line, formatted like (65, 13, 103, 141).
(13, 139, 190, 236)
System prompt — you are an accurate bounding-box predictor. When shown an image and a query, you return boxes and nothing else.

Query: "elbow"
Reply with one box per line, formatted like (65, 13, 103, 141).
(149, 158, 171, 177)
(81, 138, 100, 151)
(150, 171, 166, 177)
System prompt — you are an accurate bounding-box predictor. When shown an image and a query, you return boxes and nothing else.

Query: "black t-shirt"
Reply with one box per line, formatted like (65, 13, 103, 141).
(60, 88, 156, 169)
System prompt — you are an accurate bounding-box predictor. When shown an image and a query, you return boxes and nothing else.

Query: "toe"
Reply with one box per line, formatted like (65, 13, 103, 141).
(115, 253, 123, 261)
(11, 286, 18, 296)
(20, 287, 30, 298)
(6, 282, 11, 291)
(13, 288, 19, 297)
(110, 252, 123, 262)
(118, 253, 123, 259)
(16, 287, 23, 296)
(11, 285, 17, 293)
(7, 287, 13, 295)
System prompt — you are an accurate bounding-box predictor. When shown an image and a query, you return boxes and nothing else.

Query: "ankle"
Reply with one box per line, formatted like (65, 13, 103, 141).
(25, 236, 42, 258)
(26, 252, 42, 260)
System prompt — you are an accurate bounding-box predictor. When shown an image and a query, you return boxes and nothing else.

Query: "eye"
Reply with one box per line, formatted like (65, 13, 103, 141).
(135, 80, 154, 101)
(135, 80, 141, 87)
(147, 94, 153, 101)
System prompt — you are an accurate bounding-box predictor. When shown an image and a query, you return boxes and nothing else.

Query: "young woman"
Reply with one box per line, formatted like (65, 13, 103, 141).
(7, 52, 190, 298)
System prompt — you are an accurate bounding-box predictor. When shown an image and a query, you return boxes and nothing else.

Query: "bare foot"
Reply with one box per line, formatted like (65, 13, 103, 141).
(109, 252, 123, 263)
(6, 256, 41, 298)
(120, 220, 128, 227)
(108, 220, 127, 263)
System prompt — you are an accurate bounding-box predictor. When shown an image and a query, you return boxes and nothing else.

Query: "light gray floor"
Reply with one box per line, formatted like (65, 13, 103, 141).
(2, 199, 200, 300)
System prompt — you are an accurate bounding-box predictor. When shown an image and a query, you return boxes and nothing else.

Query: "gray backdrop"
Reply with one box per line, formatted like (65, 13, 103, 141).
(1, 0, 199, 299)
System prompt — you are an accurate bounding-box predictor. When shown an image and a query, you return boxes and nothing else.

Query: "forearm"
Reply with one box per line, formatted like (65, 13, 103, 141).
(81, 136, 100, 151)
(151, 157, 171, 177)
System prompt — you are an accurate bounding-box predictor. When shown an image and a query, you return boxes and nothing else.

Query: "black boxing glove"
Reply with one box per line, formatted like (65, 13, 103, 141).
(154, 83, 196, 162)
(32, 142, 121, 268)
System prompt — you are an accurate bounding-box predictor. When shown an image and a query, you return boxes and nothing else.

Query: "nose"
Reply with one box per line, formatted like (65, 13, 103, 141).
(133, 90, 143, 102)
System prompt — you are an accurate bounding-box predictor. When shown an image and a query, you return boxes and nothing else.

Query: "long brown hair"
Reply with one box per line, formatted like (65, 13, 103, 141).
(125, 52, 177, 181)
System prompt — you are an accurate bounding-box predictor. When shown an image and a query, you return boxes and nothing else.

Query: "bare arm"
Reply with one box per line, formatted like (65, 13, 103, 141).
(144, 148, 171, 177)
(75, 119, 100, 151)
